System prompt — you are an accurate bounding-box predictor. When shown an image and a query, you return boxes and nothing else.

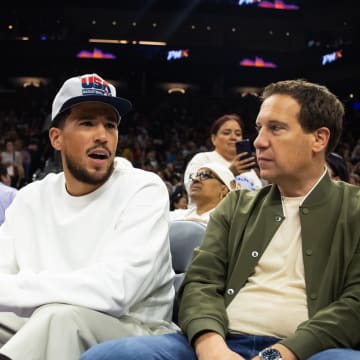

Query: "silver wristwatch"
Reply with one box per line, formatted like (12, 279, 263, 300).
(258, 347, 283, 360)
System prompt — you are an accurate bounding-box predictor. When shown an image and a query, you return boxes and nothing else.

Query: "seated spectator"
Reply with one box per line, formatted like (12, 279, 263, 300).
(0, 164, 18, 226)
(0, 73, 177, 360)
(170, 163, 235, 225)
(349, 172, 360, 186)
(80, 79, 360, 360)
(170, 186, 188, 211)
(1, 139, 25, 188)
(183, 114, 262, 209)
(326, 152, 350, 182)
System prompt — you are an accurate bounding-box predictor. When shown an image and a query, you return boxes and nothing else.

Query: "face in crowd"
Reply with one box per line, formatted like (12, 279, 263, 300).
(189, 167, 229, 206)
(253, 79, 343, 195)
(49, 102, 119, 196)
(210, 115, 244, 161)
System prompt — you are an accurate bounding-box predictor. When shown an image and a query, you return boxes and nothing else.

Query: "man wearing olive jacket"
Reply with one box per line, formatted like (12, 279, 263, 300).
(81, 79, 360, 360)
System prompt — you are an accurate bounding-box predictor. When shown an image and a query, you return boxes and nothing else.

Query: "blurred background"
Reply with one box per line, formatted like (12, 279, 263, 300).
(1, 1, 359, 191)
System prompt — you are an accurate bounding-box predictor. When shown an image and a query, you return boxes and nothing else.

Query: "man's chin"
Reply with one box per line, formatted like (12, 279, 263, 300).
(86, 169, 113, 185)
(259, 170, 274, 183)
(70, 166, 113, 186)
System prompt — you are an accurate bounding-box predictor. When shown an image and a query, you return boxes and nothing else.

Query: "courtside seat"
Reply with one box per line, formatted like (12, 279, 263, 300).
(169, 220, 206, 323)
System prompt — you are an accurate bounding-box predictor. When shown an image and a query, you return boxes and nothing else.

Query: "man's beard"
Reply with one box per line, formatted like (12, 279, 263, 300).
(64, 153, 114, 186)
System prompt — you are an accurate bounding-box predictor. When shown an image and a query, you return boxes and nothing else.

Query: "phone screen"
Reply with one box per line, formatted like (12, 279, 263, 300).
(236, 139, 252, 159)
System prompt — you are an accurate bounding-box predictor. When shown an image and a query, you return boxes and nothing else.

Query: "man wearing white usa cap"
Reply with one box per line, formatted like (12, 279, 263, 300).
(51, 73, 131, 125)
(0, 74, 178, 360)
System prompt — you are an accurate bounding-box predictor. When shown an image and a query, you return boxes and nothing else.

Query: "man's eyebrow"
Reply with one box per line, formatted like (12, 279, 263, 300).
(269, 119, 288, 126)
(255, 119, 288, 127)
(264, 119, 287, 125)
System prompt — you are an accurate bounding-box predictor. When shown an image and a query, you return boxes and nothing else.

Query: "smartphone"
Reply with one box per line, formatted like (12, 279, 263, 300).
(236, 139, 252, 159)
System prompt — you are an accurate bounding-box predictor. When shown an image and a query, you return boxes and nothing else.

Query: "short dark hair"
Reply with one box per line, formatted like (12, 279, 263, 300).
(210, 114, 244, 136)
(170, 186, 187, 211)
(50, 108, 71, 129)
(261, 79, 344, 154)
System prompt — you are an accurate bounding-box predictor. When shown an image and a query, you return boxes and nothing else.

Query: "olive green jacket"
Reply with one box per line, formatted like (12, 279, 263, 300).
(178, 173, 360, 360)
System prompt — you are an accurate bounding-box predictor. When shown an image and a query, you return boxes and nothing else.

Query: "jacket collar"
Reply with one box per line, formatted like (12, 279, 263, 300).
(264, 171, 334, 209)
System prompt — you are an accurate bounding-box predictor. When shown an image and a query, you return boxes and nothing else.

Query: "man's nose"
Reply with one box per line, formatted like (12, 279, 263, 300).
(93, 124, 108, 142)
(253, 129, 266, 149)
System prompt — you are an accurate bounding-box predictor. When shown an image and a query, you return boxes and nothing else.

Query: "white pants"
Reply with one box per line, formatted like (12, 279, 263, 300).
(0, 303, 176, 360)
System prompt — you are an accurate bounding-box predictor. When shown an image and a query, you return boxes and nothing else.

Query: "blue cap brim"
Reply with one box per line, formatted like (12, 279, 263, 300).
(52, 95, 132, 126)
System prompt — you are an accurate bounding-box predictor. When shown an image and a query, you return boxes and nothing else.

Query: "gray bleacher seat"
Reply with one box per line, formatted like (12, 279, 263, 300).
(169, 220, 206, 323)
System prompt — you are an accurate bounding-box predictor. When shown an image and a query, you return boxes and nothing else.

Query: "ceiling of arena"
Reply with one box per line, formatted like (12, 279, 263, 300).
(1, 1, 359, 96)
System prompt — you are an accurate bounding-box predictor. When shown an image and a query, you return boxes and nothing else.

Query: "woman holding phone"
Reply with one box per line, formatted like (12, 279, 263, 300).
(184, 114, 263, 202)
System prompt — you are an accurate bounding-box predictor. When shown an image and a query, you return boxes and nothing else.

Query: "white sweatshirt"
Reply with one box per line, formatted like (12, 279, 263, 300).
(0, 157, 175, 326)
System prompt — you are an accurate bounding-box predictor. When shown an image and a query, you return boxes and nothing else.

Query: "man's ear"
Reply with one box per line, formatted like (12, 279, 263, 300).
(220, 184, 229, 198)
(49, 128, 62, 151)
(313, 127, 330, 153)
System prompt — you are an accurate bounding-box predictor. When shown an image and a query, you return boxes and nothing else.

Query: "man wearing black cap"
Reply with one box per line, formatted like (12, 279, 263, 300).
(0, 74, 177, 360)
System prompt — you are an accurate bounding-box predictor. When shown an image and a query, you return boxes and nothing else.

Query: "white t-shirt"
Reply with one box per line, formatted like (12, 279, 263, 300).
(227, 196, 308, 338)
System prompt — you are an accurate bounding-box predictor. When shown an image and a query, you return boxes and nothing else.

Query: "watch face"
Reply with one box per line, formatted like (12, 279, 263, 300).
(260, 348, 282, 360)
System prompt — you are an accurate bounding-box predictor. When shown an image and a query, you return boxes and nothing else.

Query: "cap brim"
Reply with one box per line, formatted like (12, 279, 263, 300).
(200, 164, 234, 191)
(52, 95, 132, 126)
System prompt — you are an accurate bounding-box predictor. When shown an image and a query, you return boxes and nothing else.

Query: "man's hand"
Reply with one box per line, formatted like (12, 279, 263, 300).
(194, 332, 245, 360)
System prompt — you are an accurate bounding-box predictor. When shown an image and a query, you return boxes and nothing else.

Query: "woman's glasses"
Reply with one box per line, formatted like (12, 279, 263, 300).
(190, 171, 220, 182)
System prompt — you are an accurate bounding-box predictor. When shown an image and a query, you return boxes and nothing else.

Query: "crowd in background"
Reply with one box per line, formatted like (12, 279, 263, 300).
(1, 86, 360, 204)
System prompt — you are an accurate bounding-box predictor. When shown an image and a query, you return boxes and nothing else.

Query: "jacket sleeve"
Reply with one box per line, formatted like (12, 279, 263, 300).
(280, 188, 360, 359)
(280, 251, 360, 359)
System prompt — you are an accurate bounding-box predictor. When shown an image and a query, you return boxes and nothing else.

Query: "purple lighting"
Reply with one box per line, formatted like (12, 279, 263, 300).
(238, 0, 299, 10)
(77, 48, 116, 60)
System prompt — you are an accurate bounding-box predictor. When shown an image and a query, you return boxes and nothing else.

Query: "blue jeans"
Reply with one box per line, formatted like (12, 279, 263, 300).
(81, 332, 278, 360)
(308, 349, 360, 359)
(80, 332, 360, 360)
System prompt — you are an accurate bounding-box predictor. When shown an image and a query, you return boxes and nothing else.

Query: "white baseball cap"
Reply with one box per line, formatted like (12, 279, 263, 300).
(51, 73, 132, 125)
(198, 163, 236, 191)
